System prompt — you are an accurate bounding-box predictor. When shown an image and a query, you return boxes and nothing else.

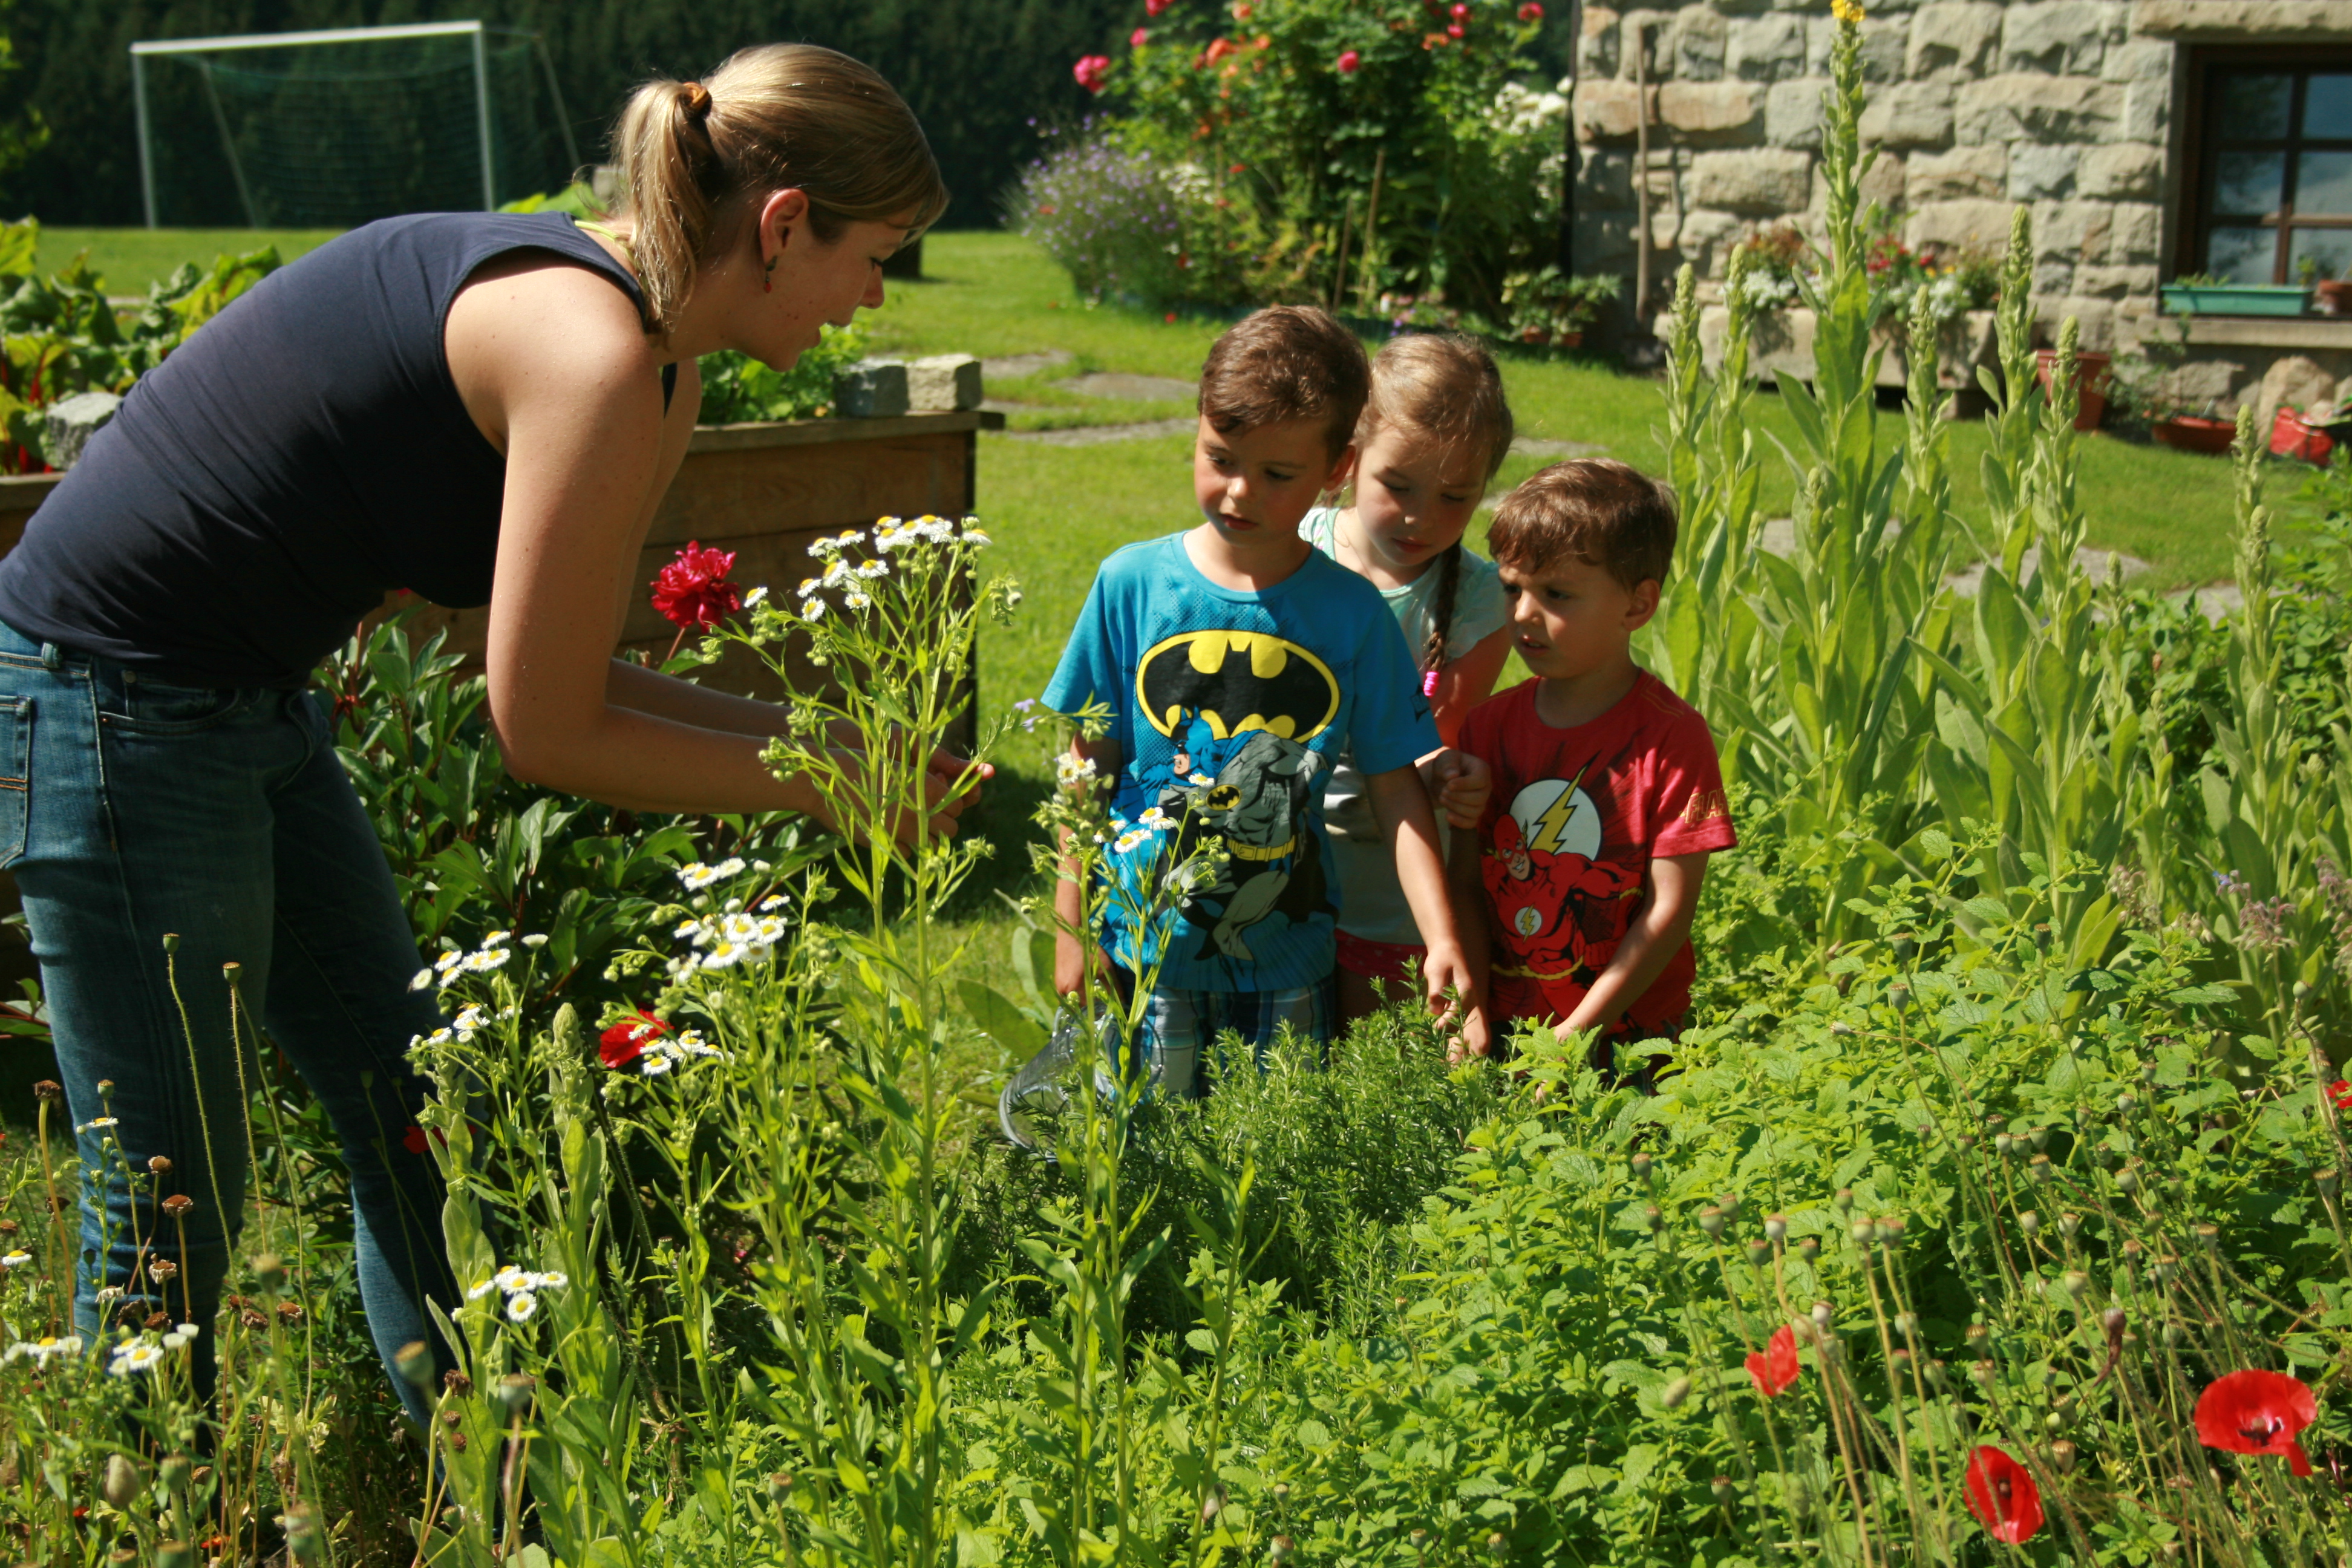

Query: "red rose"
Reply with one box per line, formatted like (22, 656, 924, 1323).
(1146, 0, 1172, 14)
(1517, 2, 1543, 18)
(1962, 1446, 2044, 1543)
(1074, 54, 1112, 91)
(2197, 1368, 2319, 1476)
(599, 1010, 670, 1070)
(1446, 21, 1465, 36)
(1132, 26, 1150, 45)
(650, 541, 742, 631)
(1746, 1324, 1801, 1396)
(1338, 48, 1362, 71)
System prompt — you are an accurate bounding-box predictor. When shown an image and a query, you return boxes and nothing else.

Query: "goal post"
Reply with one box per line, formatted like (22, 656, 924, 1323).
(129, 21, 580, 230)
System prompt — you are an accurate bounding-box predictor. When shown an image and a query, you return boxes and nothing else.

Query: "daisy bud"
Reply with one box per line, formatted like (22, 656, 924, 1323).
(2019, 1210, 2040, 1236)
(1764, 1213, 1787, 1243)
(1710, 1475, 1734, 1503)
(2044, 1409, 2067, 1433)
(1697, 1206, 1726, 1239)
(395, 1341, 435, 1390)
(1661, 1376, 1691, 1408)
(2050, 1439, 2077, 1474)
(103, 1453, 140, 1508)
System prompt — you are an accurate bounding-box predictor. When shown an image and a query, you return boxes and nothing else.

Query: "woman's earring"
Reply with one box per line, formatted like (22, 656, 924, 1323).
(763, 255, 777, 294)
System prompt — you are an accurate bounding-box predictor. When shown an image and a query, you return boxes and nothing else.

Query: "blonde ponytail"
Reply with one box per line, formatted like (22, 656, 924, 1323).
(609, 44, 947, 335)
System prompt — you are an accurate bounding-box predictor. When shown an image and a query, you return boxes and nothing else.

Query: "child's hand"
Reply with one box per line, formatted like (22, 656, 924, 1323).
(1053, 930, 1092, 996)
(1449, 1004, 1492, 1063)
(1429, 748, 1492, 831)
(1422, 942, 1475, 1021)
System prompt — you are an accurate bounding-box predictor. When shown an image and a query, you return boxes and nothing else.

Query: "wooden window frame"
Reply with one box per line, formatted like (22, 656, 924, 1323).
(2175, 46, 2352, 284)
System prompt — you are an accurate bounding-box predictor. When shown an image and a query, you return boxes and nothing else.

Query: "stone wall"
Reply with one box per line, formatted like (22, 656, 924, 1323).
(1568, 0, 2352, 417)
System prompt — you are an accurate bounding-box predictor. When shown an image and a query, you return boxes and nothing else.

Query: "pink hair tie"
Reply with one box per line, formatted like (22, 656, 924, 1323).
(1421, 668, 1440, 698)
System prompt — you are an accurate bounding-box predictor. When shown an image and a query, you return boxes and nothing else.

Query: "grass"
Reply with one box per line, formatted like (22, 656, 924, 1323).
(36, 226, 342, 292)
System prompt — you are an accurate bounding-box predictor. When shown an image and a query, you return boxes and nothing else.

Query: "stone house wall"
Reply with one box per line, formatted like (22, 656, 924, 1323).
(1568, 0, 2352, 420)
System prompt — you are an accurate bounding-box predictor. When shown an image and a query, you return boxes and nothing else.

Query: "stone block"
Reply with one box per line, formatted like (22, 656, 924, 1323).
(2122, 80, 2170, 142)
(2008, 144, 2078, 201)
(2163, 355, 2244, 410)
(2258, 353, 2339, 426)
(2045, 296, 2120, 352)
(1859, 82, 1955, 149)
(1576, 79, 1656, 141)
(42, 390, 120, 471)
(1808, 15, 1904, 79)
(2132, 1, 2352, 41)
(1730, 13, 1808, 79)
(1678, 207, 1749, 276)
(1658, 80, 1763, 137)
(834, 359, 909, 418)
(1573, 210, 1642, 271)
(1581, 3, 1621, 76)
(1906, 198, 2022, 252)
(907, 354, 983, 412)
(1859, 149, 1907, 214)
(1690, 147, 1815, 212)
(1618, 9, 1674, 77)
(2103, 38, 2173, 83)
(1672, 6, 1728, 80)
(1906, 2, 2003, 79)
(1577, 149, 1638, 206)
(1955, 74, 2121, 145)
(1766, 77, 1829, 149)
(2001, 1, 2122, 75)
(2078, 142, 2162, 201)
(2110, 203, 2163, 261)
(2034, 200, 2115, 262)
(2076, 263, 2160, 299)
(1907, 145, 2006, 202)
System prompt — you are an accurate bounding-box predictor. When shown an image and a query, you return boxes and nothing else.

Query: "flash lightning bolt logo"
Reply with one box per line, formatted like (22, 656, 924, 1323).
(1528, 760, 1593, 855)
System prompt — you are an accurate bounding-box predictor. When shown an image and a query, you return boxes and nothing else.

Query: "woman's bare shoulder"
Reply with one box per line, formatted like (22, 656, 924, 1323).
(445, 254, 664, 454)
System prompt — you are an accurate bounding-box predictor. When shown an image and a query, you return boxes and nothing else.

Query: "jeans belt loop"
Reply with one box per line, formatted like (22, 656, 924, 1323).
(38, 642, 59, 672)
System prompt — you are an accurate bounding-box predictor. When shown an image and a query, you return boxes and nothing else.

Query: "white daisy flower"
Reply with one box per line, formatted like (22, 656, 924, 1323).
(701, 940, 744, 970)
(506, 1291, 538, 1322)
(108, 1342, 164, 1377)
(175, 1323, 199, 1339)
(80, 1119, 119, 1133)
(0, 1250, 30, 1269)
(714, 857, 746, 878)
(520, 933, 548, 948)
(1114, 829, 1151, 854)
(743, 586, 768, 606)
(483, 930, 512, 946)
(1138, 806, 1175, 832)
(962, 526, 993, 547)
(409, 967, 436, 992)
(844, 590, 872, 610)
(1188, 771, 1213, 786)
(678, 863, 721, 890)
(1055, 753, 1098, 788)
(434, 949, 465, 975)
(801, 596, 827, 622)
(758, 895, 787, 912)
(641, 1054, 675, 1077)
(461, 949, 510, 974)
(857, 558, 890, 579)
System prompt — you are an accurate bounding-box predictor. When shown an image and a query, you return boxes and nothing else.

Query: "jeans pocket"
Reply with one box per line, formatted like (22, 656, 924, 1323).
(102, 676, 252, 736)
(0, 696, 29, 868)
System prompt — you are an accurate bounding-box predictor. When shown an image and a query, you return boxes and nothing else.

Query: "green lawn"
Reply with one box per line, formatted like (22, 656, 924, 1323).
(38, 226, 342, 292)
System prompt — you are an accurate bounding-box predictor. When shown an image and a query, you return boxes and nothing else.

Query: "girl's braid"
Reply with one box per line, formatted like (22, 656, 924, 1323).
(1422, 541, 1464, 678)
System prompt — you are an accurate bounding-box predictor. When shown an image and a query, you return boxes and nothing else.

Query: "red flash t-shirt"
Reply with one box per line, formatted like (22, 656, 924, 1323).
(1459, 671, 1737, 1032)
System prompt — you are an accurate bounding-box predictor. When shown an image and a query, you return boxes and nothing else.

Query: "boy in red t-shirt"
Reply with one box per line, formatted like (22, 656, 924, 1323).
(1448, 459, 1736, 1077)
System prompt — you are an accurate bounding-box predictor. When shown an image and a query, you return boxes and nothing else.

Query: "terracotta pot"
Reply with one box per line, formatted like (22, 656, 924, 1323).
(2034, 348, 2111, 431)
(2270, 405, 2335, 465)
(2315, 279, 2352, 316)
(2152, 415, 2237, 455)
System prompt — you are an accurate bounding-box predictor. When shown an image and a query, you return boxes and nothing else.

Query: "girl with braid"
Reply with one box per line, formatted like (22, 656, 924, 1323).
(1301, 333, 1517, 1024)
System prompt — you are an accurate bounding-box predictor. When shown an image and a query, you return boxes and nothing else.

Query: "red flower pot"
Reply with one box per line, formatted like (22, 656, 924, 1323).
(2034, 348, 2111, 431)
(2316, 279, 2352, 316)
(2153, 415, 2237, 455)
(2270, 405, 2335, 465)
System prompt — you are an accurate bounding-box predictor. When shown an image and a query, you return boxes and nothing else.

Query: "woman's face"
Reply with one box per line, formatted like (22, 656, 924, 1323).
(736, 192, 907, 369)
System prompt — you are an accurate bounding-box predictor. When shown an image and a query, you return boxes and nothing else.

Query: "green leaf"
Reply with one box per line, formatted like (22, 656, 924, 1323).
(958, 980, 1050, 1062)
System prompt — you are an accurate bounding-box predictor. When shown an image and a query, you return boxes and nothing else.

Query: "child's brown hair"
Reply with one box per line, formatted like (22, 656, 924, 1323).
(1487, 459, 1678, 590)
(1355, 332, 1515, 675)
(1198, 305, 1370, 461)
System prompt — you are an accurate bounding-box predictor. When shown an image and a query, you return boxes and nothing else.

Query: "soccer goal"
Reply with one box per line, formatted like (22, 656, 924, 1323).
(129, 21, 580, 229)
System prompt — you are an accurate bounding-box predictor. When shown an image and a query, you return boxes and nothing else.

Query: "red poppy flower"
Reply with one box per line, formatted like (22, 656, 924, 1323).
(1073, 54, 1112, 91)
(2197, 1368, 2319, 1477)
(1338, 48, 1362, 71)
(1746, 1324, 1801, 1396)
(599, 1010, 670, 1070)
(1962, 1445, 2044, 1543)
(2330, 1078, 2350, 1109)
(650, 541, 742, 630)
(402, 1125, 431, 1156)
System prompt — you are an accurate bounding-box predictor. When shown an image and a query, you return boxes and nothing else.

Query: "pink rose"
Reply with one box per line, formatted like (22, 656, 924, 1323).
(1517, 2, 1543, 18)
(1132, 26, 1150, 45)
(1338, 48, 1362, 71)
(1073, 54, 1112, 91)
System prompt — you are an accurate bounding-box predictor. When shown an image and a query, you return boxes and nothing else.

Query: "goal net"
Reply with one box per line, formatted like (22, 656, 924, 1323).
(131, 22, 580, 229)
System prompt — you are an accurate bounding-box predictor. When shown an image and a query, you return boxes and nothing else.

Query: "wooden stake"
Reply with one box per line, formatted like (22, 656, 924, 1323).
(1358, 149, 1387, 310)
(1633, 30, 1652, 321)
(1331, 195, 1356, 313)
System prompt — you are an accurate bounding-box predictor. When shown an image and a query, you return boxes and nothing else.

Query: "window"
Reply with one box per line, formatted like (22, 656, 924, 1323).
(2183, 53, 2352, 286)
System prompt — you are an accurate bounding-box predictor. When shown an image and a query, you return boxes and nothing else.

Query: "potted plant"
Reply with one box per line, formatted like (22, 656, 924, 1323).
(2108, 315, 2236, 454)
(2032, 347, 2112, 431)
(2159, 270, 2311, 318)
(2316, 264, 2352, 316)
(1498, 266, 1619, 350)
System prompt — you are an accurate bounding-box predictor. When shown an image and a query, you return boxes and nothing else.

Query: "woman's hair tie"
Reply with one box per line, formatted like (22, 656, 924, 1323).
(678, 80, 714, 121)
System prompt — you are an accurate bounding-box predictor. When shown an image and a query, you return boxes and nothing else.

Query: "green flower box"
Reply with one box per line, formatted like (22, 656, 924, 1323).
(2159, 283, 2311, 316)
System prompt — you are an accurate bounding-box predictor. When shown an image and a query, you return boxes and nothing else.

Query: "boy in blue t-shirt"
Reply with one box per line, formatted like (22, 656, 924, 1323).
(1045, 305, 1471, 1097)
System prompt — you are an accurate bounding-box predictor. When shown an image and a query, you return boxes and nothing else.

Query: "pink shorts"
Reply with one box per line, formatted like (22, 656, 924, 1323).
(1336, 929, 1426, 990)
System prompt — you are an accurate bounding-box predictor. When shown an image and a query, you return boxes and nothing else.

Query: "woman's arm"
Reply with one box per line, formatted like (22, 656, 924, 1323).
(1446, 822, 1494, 1057)
(1053, 734, 1123, 996)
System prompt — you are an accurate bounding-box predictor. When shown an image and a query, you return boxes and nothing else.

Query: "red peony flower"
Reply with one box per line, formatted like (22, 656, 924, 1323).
(1132, 26, 1150, 45)
(1962, 1446, 2043, 1543)
(599, 1010, 671, 1070)
(2330, 1078, 2350, 1109)
(2197, 1368, 2319, 1477)
(1517, 1, 1543, 17)
(1338, 47, 1362, 71)
(403, 1125, 430, 1156)
(1746, 1324, 1801, 1396)
(1074, 54, 1112, 91)
(650, 541, 741, 631)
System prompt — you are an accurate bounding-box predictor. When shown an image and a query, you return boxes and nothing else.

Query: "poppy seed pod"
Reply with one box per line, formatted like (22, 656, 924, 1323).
(221, 962, 242, 988)
(1697, 1206, 1726, 1239)
(2116, 1093, 2136, 1114)
(1488, 1533, 1506, 1558)
(2028, 1126, 2051, 1152)
(1644, 1204, 1664, 1233)
(2194, 1224, 2219, 1253)
(2116, 1164, 2141, 1195)
(1967, 1323, 1991, 1357)
(1409, 1529, 1426, 1549)
(251, 1254, 287, 1293)
(1797, 1235, 1820, 1263)
(1851, 1220, 1873, 1245)
(1661, 1376, 1692, 1408)
(1269, 1536, 1296, 1565)
(1720, 1193, 1741, 1221)
(31, 1081, 60, 1103)
(1630, 1151, 1653, 1183)
(1710, 1475, 1734, 1503)
(2019, 1210, 2041, 1236)
(2060, 1212, 2082, 1238)
(2050, 1439, 2076, 1474)
(2063, 1271, 2089, 1301)
(158, 1454, 192, 1492)
(1995, 1133, 2016, 1157)
(2152, 1255, 2178, 1285)
(146, 1155, 171, 1177)
(1764, 1213, 1787, 1243)
(1811, 1301, 1834, 1332)
(2320, 1169, 2341, 1198)
(1833, 1188, 1854, 1214)
(1927, 1359, 1950, 1389)
(768, 1472, 794, 1505)
(496, 1373, 537, 1419)
(1887, 982, 1910, 1011)
(162, 932, 180, 954)
(1747, 1240, 1771, 1266)
(102, 1454, 140, 1508)
(1973, 1360, 1998, 1383)
(1878, 1216, 1904, 1246)
(2030, 1155, 2054, 1185)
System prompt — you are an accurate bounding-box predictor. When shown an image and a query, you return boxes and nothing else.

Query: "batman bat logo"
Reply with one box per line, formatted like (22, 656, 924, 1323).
(1135, 630, 1339, 742)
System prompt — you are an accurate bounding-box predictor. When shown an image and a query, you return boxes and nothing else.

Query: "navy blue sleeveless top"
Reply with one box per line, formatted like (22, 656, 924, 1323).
(0, 211, 661, 688)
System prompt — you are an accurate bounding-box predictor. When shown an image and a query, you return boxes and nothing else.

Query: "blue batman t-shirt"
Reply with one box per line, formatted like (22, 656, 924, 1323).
(1044, 532, 1439, 992)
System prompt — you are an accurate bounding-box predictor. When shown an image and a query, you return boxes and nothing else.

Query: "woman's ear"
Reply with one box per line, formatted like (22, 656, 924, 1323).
(756, 188, 812, 264)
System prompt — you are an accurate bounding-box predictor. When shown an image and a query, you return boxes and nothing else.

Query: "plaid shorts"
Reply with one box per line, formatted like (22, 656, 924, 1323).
(1111, 966, 1336, 1100)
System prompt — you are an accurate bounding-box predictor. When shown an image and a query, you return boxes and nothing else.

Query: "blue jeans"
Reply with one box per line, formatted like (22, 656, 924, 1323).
(0, 624, 455, 1426)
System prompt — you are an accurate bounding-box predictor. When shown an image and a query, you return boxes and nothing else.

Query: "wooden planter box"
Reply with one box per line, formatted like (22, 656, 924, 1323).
(0, 410, 1001, 750)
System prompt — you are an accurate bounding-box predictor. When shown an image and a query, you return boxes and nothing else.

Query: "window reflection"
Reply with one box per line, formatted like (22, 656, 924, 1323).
(2221, 73, 2294, 139)
(2213, 151, 2285, 214)
(2299, 151, 2352, 214)
(2290, 230, 2352, 283)
(2208, 227, 2277, 283)
(2306, 74, 2352, 138)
